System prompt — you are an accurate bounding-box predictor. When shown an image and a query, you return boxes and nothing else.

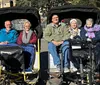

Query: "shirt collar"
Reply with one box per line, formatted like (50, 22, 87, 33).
(51, 23, 61, 27)
(3, 28, 12, 33)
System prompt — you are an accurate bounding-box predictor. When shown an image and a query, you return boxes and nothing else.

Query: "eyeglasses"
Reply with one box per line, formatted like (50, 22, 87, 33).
(25, 26, 30, 27)
(52, 17, 58, 19)
(6, 24, 11, 25)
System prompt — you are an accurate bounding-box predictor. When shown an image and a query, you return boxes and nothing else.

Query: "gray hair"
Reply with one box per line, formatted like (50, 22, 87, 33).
(24, 21, 31, 27)
(86, 18, 93, 24)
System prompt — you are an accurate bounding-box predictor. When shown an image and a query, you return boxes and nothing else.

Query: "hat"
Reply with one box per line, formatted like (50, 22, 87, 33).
(70, 19, 77, 24)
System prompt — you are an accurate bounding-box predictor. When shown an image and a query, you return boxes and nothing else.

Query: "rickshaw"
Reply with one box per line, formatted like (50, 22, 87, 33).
(46, 5, 100, 85)
(0, 7, 42, 85)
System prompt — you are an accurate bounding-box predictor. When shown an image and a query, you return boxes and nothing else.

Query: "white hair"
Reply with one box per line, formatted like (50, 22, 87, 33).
(86, 18, 93, 24)
(70, 19, 77, 24)
(24, 21, 31, 27)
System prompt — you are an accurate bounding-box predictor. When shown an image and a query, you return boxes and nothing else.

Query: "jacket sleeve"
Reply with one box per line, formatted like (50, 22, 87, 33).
(43, 25, 53, 42)
(62, 25, 71, 40)
(29, 32, 37, 44)
(17, 32, 23, 44)
(80, 27, 87, 40)
(92, 31, 100, 41)
(9, 30, 18, 43)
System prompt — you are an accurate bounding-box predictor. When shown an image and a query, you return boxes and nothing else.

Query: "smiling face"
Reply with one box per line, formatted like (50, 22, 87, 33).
(52, 15, 59, 24)
(86, 18, 93, 28)
(5, 21, 12, 31)
(24, 22, 31, 31)
(70, 20, 77, 29)
(86, 21, 93, 28)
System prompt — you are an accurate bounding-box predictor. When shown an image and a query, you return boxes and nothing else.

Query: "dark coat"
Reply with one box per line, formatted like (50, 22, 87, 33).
(80, 27, 100, 70)
(80, 27, 100, 41)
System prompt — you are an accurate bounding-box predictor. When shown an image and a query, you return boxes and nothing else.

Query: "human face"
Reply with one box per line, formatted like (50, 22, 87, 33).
(86, 21, 93, 28)
(24, 23, 31, 31)
(5, 21, 12, 31)
(70, 21, 77, 29)
(52, 15, 59, 24)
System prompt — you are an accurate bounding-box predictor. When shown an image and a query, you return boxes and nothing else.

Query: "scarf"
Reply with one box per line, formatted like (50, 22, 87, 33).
(84, 24, 100, 38)
(69, 27, 79, 37)
(22, 29, 33, 44)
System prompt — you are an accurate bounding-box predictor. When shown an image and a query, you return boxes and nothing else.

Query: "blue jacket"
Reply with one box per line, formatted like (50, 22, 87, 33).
(0, 28, 18, 43)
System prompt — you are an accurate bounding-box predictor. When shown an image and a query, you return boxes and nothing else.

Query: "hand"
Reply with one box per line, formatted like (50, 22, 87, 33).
(52, 41, 63, 46)
(0, 41, 8, 45)
(0, 42, 4, 45)
(5, 41, 8, 44)
(58, 41, 64, 45)
(87, 38, 92, 42)
(70, 35, 73, 39)
(3, 41, 8, 44)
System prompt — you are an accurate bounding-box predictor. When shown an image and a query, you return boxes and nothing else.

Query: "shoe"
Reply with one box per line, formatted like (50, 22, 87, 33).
(24, 69, 33, 74)
(70, 67, 77, 73)
(56, 65, 60, 72)
(2, 66, 5, 70)
(70, 61, 77, 72)
(0, 65, 5, 71)
(64, 67, 70, 73)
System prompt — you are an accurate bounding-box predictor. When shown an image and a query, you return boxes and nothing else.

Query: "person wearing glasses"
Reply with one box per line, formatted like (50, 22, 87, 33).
(44, 15, 77, 73)
(17, 21, 37, 72)
(0, 20, 18, 45)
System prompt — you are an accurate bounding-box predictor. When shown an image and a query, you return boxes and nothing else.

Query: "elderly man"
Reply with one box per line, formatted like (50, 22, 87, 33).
(44, 15, 77, 72)
(0, 20, 18, 44)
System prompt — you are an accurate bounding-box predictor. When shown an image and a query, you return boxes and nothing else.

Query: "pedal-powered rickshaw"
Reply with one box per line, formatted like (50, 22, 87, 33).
(0, 7, 42, 85)
(46, 5, 100, 85)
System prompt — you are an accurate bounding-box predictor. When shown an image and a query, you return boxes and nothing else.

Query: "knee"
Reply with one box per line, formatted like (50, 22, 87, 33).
(48, 42, 56, 50)
(62, 41, 69, 48)
(64, 40, 69, 45)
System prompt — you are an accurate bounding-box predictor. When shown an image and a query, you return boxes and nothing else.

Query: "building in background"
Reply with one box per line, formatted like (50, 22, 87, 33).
(0, 0, 16, 8)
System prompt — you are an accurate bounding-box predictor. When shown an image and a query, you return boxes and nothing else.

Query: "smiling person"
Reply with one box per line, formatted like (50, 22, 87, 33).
(17, 21, 37, 45)
(44, 14, 77, 73)
(80, 18, 100, 72)
(80, 18, 100, 40)
(17, 21, 37, 72)
(0, 20, 18, 45)
(69, 19, 80, 39)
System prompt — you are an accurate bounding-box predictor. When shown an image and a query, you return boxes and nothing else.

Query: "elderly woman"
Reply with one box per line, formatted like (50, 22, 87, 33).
(17, 21, 37, 45)
(68, 19, 81, 72)
(80, 18, 100, 40)
(80, 18, 100, 72)
(69, 19, 81, 39)
(17, 21, 37, 72)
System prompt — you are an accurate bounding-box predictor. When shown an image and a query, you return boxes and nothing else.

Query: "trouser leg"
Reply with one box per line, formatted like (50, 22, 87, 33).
(48, 42, 60, 65)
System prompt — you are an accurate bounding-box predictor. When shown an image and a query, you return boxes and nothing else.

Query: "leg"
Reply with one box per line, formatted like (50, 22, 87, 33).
(61, 41, 70, 67)
(22, 45, 35, 71)
(48, 42, 60, 65)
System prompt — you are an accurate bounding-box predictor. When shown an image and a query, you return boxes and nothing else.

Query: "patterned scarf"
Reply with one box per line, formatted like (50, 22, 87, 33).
(84, 24, 100, 38)
(69, 27, 79, 37)
(22, 29, 33, 44)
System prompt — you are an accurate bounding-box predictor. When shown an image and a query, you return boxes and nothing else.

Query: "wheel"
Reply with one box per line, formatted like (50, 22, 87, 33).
(0, 75, 7, 85)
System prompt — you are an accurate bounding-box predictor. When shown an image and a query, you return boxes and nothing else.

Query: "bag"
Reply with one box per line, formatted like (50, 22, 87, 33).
(0, 46, 24, 72)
